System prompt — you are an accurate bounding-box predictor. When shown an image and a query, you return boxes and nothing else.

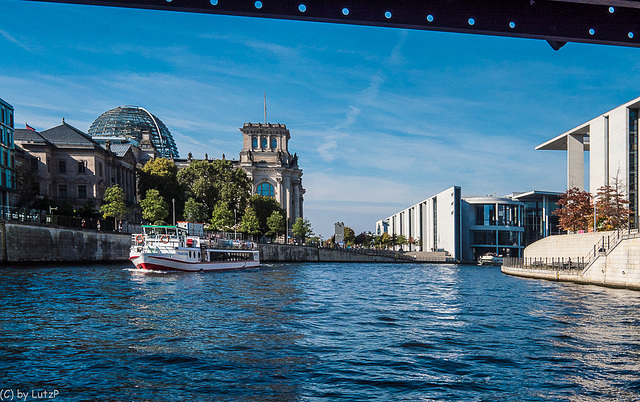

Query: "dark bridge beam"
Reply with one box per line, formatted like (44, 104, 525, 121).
(25, 0, 640, 48)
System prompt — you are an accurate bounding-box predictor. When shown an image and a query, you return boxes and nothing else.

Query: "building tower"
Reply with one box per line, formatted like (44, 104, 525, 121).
(238, 122, 304, 225)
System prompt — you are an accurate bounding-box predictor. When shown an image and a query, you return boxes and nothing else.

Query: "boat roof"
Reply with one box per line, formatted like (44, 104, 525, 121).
(142, 225, 178, 228)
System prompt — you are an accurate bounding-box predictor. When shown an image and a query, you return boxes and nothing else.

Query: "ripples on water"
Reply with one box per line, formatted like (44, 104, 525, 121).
(2, 263, 640, 401)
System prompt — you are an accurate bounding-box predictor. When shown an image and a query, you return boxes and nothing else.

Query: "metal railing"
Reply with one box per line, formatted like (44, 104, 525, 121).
(503, 256, 585, 271)
(504, 229, 640, 271)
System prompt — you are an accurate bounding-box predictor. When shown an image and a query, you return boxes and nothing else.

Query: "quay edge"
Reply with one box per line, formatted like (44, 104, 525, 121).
(502, 231, 640, 291)
(1, 222, 440, 264)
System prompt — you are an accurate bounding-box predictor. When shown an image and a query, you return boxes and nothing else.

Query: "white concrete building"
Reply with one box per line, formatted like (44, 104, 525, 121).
(376, 186, 462, 260)
(537, 96, 640, 228)
(375, 187, 561, 262)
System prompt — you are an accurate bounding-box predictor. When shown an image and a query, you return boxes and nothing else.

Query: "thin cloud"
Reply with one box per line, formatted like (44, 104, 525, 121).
(0, 28, 32, 53)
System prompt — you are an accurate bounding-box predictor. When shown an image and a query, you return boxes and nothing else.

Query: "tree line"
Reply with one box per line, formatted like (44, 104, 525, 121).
(133, 158, 313, 241)
(324, 225, 420, 251)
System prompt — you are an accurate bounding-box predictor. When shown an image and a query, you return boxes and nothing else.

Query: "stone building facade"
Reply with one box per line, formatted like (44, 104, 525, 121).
(14, 121, 139, 219)
(175, 122, 305, 225)
(238, 123, 304, 224)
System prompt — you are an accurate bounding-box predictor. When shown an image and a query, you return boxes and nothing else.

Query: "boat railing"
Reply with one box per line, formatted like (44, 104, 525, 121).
(131, 234, 257, 250)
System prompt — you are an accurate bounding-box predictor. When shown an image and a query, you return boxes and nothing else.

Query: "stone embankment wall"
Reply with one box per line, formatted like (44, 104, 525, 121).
(502, 232, 640, 290)
(0, 222, 131, 263)
(0, 223, 411, 264)
(524, 231, 615, 260)
(258, 244, 409, 263)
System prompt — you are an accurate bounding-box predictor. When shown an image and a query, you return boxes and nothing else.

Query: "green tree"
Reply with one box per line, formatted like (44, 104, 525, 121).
(240, 207, 261, 238)
(138, 158, 183, 217)
(343, 226, 355, 245)
(248, 195, 286, 237)
(380, 232, 392, 249)
(553, 187, 592, 232)
(100, 185, 128, 227)
(14, 162, 39, 208)
(177, 159, 251, 219)
(267, 210, 286, 239)
(214, 159, 252, 212)
(184, 197, 207, 223)
(77, 200, 99, 220)
(292, 217, 313, 243)
(210, 201, 234, 231)
(396, 234, 407, 251)
(354, 231, 371, 247)
(140, 189, 169, 224)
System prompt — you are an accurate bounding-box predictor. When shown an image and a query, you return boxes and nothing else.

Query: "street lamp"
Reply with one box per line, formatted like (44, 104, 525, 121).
(234, 208, 237, 241)
(172, 198, 176, 226)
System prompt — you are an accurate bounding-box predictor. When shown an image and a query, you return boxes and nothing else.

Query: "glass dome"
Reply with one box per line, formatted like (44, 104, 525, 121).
(88, 106, 179, 158)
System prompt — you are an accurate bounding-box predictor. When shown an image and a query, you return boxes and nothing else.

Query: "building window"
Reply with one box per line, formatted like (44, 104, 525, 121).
(472, 231, 496, 245)
(98, 162, 103, 177)
(30, 158, 38, 171)
(78, 185, 87, 199)
(252, 138, 258, 148)
(261, 138, 267, 148)
(271, 138, 277, 148)
(58, 184, 67, 198)
(257, 182, 275, 197)
(58, 160, 66, 173)
(77, 161, 86, 174)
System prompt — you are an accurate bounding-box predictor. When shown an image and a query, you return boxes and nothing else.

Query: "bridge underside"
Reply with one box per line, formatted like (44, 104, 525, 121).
(25, 0, 640, 49)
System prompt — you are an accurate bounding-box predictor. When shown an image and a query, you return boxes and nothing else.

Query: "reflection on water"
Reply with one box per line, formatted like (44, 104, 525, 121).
(2, 263, 640, 400)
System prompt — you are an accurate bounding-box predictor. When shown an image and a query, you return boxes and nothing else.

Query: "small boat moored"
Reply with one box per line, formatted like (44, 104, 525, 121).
(478, 253, 504, 266)
(129, 222, 260, 272)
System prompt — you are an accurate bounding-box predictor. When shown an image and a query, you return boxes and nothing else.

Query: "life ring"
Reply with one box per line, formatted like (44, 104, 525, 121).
(160, 235, 169, 243)
(136, 235, 144, 244)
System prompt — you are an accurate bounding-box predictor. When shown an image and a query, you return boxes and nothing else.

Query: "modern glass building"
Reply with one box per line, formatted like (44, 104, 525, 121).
(376, 187, 561, 262)
(0, 97, 15, 212)
(508, 191, 562, 247)
(462, 196, 524, 260)
(88, 106, 179, 159)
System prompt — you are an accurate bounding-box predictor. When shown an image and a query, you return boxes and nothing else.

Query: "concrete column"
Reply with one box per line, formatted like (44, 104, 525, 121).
(292, 182, 299, 219)
(567, 134, 585, 190)
(285, 182, 291, 221)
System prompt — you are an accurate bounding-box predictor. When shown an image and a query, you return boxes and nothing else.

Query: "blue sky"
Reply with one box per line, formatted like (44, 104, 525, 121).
(2, 0, 640, 237)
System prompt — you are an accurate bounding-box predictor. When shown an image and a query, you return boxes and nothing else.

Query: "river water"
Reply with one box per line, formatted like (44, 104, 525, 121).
(2, 262, 640, 401)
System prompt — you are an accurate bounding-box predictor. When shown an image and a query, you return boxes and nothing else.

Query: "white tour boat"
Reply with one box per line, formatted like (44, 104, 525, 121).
(129, 222, 260, 272)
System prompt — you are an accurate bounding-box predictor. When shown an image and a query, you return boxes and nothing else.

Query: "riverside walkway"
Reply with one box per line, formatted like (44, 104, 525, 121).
(502, 230, 640, 290)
